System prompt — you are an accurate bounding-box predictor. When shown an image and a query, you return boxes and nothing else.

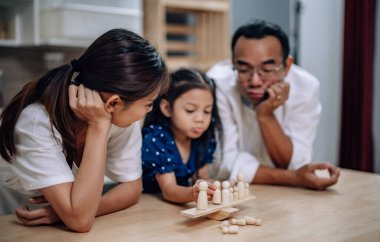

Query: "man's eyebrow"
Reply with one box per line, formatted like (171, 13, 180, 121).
(261, 59, 277, 65)
(235, 60, 251, 66)
(235, 59, 277, 67)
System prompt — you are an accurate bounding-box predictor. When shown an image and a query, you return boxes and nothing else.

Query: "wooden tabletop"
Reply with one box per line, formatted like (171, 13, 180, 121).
(0, 168, 379, 242)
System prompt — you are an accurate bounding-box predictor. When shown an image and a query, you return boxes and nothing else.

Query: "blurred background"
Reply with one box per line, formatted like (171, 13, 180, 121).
(0, 0, 378, 173)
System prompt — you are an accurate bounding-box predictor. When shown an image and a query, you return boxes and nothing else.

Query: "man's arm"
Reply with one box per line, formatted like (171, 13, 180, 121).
(256, 82, 292, 168)
(253, 163, 340, 190)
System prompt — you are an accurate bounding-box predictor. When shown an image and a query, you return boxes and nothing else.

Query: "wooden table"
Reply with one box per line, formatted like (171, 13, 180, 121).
(0, 169, 379, 242)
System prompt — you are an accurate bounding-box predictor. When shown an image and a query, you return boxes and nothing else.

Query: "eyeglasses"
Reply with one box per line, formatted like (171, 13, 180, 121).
(233, 62, 284, 81)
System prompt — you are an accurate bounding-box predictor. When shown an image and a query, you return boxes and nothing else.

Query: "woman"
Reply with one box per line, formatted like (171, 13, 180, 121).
(0, 28, 169, 232)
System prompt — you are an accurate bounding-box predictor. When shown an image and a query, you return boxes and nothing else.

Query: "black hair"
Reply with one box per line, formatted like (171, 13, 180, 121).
(231, 20, 290, 61)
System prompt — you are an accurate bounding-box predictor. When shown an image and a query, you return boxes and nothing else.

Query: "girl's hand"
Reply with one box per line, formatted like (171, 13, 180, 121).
(15, 196, 61, 226)
(192, 180, 216, 201)
(68, 84, 112, 126)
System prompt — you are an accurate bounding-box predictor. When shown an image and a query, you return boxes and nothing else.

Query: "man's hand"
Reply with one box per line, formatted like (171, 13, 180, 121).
(15, 196, 61, 226)
(294, 163, 340, 190)
(256, 82, 290, 115)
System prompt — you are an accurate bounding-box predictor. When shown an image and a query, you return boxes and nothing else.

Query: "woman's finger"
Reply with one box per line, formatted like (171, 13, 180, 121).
(68, 84, 79, 109)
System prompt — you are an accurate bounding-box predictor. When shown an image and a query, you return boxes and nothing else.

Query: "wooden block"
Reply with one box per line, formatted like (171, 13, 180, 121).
(315, 169, 331, 178)
(180, 195, 255, 219)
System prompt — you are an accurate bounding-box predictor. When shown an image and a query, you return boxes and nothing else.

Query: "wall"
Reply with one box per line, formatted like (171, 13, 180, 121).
(298, 0, 344, 165)
(231, 0, 291, 38)
(0, 47, 83, 107)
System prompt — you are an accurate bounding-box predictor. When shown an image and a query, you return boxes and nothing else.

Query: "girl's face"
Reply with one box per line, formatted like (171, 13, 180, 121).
(169, 88, 213, 140)
(111, 91, 157, 127)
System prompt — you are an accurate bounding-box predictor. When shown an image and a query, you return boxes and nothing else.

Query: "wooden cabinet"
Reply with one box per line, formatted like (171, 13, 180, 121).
(143, 0, 230, 71)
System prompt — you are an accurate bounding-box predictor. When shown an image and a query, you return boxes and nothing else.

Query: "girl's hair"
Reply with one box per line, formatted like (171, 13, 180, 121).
(0, 29, 169, 165)
(144, 68, 222, 178)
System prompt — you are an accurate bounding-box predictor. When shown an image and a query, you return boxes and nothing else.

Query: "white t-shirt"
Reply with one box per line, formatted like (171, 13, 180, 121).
(207, 60, 321, 183)
(0, 103, 142, 197)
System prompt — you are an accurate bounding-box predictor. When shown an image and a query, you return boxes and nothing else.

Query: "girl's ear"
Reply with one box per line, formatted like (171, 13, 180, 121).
(104, 95, 122, 113)
(159, 99, 172, 118)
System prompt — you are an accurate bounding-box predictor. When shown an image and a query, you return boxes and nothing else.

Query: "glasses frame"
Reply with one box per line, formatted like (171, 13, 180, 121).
(233, 61, 285, 82)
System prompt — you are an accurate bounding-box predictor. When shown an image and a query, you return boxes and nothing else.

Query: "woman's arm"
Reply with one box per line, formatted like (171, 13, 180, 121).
(40, 85, 111, 232)
(96, 178, 142, 216)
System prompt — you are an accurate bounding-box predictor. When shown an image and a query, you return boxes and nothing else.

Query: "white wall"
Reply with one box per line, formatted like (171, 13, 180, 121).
(231, 0, 291, 38)
(298, 0, 344, 165)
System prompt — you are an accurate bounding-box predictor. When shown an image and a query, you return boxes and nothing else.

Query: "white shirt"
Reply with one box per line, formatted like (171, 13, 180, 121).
(0, 103, 142, 197)
(207, 60, 321, 183)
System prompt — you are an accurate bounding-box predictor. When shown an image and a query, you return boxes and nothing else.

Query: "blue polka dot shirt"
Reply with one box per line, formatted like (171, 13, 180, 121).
(142, 124, 216, 193)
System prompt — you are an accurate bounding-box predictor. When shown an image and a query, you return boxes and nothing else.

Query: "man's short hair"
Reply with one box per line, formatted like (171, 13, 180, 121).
(231, 20, 290, 61)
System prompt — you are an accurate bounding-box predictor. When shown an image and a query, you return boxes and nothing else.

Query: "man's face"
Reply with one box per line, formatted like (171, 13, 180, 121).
(232, 36, 291, 105)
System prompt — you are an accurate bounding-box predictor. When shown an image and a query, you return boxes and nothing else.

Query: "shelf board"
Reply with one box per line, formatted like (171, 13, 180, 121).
(162, 0, 229, 12)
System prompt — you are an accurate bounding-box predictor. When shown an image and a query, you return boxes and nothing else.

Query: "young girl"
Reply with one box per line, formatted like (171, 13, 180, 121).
(0, 29, 168, 232)
(142, 68, 222, 203)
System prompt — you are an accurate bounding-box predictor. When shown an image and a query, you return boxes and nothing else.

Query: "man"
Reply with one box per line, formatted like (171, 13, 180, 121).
(207, 20, 339, 189)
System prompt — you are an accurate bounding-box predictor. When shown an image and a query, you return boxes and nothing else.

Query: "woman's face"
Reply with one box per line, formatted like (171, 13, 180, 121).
(111, 91, 158, 127)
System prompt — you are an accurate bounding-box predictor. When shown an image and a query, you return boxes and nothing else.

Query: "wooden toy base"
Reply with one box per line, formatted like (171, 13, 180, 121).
(206, 207, 239, 220)
(180, 195, 255, 219)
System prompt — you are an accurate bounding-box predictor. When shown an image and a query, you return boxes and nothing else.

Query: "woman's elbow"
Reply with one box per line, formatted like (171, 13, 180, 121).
(129, 179, 143, 205)
(65, 216, 95, 233)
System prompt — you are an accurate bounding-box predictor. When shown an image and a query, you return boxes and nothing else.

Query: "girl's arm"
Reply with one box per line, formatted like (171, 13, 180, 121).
(156, 172, 215, 203)
(198, 164, 211, 180)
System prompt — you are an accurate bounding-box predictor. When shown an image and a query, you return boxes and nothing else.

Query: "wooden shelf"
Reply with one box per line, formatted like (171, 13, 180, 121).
(144, 0, 230, 71)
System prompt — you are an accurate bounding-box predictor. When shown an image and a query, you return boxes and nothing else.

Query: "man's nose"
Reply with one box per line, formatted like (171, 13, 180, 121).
(248, 70, 263, 87)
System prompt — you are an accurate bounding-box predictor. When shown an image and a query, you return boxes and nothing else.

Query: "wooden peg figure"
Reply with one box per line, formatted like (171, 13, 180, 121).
(233, 187, 239, 201)
(229, 187, 234, 202)
(222, 181, 230, 205)
(245, 182, 250, 197)
(212, 181, 221, 205)
(237, 174, 245, 199)
(197, 181, 208, 210)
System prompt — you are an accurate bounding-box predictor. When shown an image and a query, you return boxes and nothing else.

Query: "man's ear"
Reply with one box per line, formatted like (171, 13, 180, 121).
(104, 95, 122, 112)
(159, 99, 172, 118)
(284, 55, 294, 76)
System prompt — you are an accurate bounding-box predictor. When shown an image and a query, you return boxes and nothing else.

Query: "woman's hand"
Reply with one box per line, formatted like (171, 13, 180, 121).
(192, 180, 216, 201)
(15, 196, 61, 226)
(68, 84, 111, 126)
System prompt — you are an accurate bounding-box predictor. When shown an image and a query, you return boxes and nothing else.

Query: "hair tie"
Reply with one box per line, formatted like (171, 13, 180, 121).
(70, 59, 81, 72)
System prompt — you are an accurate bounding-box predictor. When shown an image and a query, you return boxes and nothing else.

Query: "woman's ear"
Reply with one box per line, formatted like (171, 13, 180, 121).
(104, 95, 122, 113)
(159, 99, 172, 118)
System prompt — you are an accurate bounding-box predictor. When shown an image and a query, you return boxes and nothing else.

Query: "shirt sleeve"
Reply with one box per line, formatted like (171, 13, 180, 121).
(215, 86, 259, 183)
(106, 121, 143, 182)
(283, 73, 322, 170)
(207, 62, 259, 183)
(142, 126, 178, 176)
(11, 105, 74, 191)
